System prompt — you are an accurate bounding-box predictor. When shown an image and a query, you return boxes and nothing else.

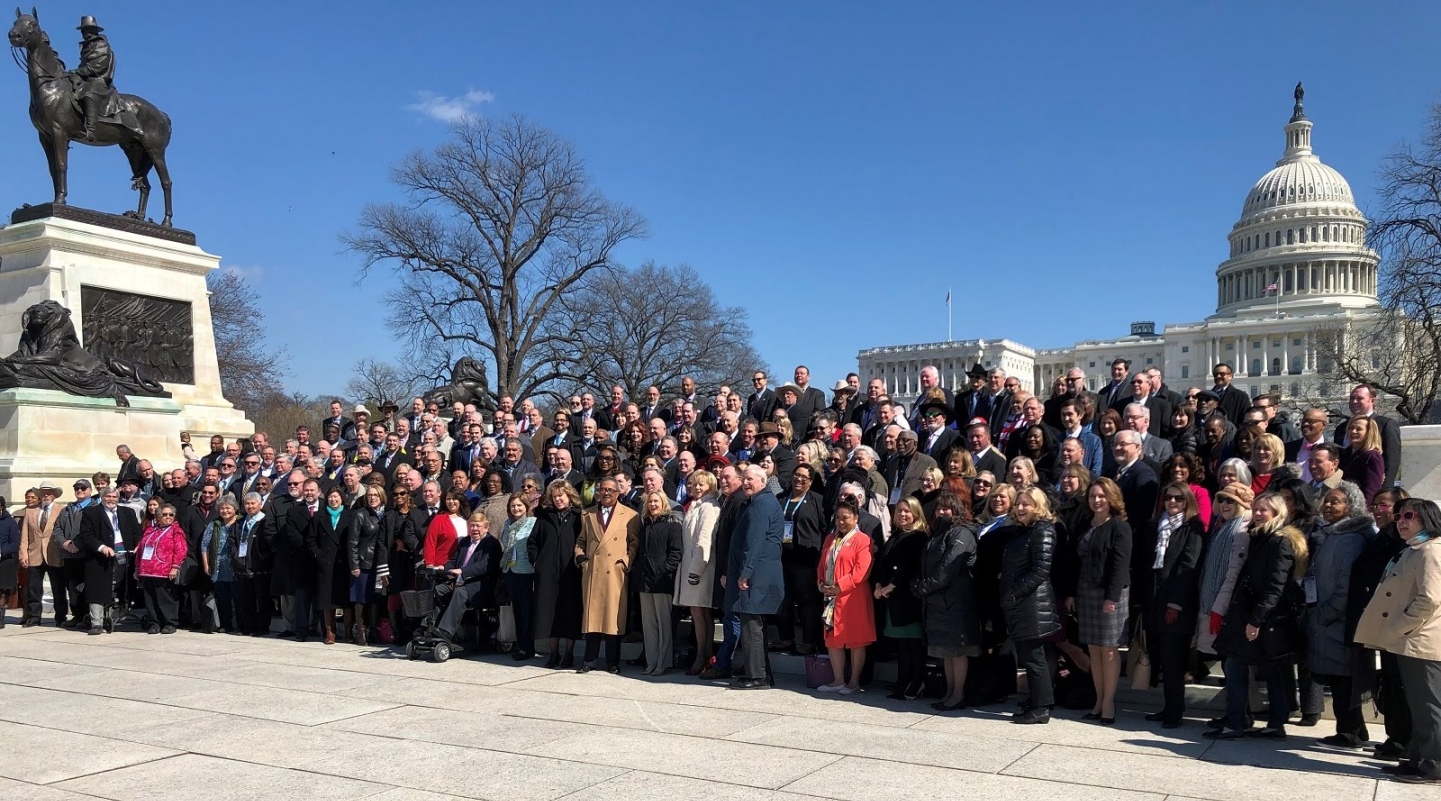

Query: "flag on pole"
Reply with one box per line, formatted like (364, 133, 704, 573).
(1265, 282, 1278, 293)
(945, 290, 951, 304)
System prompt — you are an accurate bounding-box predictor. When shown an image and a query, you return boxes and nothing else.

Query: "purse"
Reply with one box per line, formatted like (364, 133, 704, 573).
(175, 555, 203, 588)
(804, 654, 835, 689)
(1126, 618, 1152, 690)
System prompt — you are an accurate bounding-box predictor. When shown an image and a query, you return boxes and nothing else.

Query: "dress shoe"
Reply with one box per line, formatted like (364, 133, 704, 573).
(1161, 721, 1182, 730)
(1203, 728, 1248, 740)
(1012, 707, 1051, 725)
(606, 665, 620, 674)
(160, 625, 176, 634)
(512, 650, 532, 661)
(146, 624, 161, 634)
(932, 700, 967, 711)
(576, 664, 593, 674)
(627, 656, 647, 667)
(1319, 734, 1368, 749)
(22, 619, 39, 628)
(699, 666, 732, 680)
(731, 677, 770, 690)
(87, 625, 103, 636)
(103, 614, 114, 634)
(1144, 712, 1167, 722)
(276, 630, 295, 638)
(61, 618, 80, 629)
(543, 653, 561, 669)
(1251, 726, 1287, 740)
(1098, 717, 1116, 726)
(1395, 774, 1441, 785)
(767, 640, 794, 653)
(1372, 741, 1407, 761)
(1082, 712, 1102, 721)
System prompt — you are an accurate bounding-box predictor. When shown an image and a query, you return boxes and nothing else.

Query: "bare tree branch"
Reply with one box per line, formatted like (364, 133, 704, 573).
(206, 270, 290, 415)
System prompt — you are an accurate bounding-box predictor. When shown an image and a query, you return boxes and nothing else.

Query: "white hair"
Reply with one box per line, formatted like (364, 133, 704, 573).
(1124, 402, 1151, 420)
(1114, 430, 1142, 446)
(742, 465, 767, 484)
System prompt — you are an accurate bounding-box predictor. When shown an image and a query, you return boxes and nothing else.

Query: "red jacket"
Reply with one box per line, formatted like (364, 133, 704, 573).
(136, 523, 188, 578)
(423, 514, 462, 567)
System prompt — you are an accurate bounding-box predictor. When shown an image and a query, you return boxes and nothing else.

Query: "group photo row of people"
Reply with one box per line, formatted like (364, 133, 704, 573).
(0, 359, 1436, 785)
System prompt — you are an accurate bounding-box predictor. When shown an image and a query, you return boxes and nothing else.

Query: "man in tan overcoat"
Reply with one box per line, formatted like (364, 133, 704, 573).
(574, 476, 639, 673)
(19, 485, 67, 627)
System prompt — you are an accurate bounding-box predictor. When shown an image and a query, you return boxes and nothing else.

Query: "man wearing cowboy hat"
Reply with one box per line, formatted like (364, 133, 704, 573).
(68, 16, 116, 141)
(916, 400, 961, 463)
(753, 422, 797, 488)
(954, 363, 991, 425)
(829, 380, 861, 429)
(19, 484, 67, 627)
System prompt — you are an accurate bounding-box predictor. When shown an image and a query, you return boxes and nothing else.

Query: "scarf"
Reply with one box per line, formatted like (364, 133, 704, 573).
(502, 516, 536, 572)
(1199, 515, 1246, 614)
(327, 506, 343, 529)
(821, 527, 856, 630)
(1154, 513, 1183, 570)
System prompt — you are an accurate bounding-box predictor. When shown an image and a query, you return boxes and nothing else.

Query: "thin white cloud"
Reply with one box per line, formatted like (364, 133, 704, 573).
(406, 89, 495, 123)
(217, 264, 265, 282)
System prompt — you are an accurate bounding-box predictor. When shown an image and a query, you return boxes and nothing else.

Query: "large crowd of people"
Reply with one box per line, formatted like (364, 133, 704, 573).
(0, 361, 1437, 785)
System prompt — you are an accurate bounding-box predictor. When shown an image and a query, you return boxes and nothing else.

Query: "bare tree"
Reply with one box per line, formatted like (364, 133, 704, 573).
(558, 261, 767, 400)
(346, 357, 426, 410)
(1315, 102, 1441, 423)
(247, 391, 328, 443)
(207, 270, 288, 414)
(344, 114, 647, 405)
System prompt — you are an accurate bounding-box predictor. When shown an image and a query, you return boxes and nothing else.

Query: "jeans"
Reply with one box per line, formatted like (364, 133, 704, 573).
(714, 610, 741, 670)
(505, 571, 537, 653)
(1224, 657, 1289, 730)
(1014, 638, 1054, 708)
(211, 580, 236, 632)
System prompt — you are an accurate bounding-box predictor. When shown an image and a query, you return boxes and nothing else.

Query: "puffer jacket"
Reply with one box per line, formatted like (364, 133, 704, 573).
(998, 519, 1061, 642)
(1215, 524, 1308, 664)
(635, 512, 683, 594)
(911, 523, 980, 649)
(1306, 514, 1375, 676)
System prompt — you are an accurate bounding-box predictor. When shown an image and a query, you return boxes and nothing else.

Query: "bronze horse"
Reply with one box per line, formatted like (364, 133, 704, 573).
(7, 9, 174, 226)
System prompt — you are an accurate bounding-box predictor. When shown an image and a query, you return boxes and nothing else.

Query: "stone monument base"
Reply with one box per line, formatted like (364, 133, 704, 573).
(0, 388, 206, 500)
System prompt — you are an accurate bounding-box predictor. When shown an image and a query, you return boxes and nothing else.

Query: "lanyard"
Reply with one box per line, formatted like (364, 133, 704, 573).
(783, 496, 805, 521)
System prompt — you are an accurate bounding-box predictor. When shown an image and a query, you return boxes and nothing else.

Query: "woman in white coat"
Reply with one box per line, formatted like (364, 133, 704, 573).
(674, 470, 720, 675)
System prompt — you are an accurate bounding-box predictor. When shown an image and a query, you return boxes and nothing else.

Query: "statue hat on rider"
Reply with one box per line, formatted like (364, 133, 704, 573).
(76, 15, 102, 31)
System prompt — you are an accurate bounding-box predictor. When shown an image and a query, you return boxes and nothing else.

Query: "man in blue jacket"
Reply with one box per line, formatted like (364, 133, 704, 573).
(725, 465, 785, 689)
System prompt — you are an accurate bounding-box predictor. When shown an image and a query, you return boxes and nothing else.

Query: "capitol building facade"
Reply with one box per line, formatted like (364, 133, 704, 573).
(858, 87, 1382, 410)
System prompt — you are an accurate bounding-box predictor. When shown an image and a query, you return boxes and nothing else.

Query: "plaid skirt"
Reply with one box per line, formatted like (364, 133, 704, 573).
(1076, 583, 1129, 647)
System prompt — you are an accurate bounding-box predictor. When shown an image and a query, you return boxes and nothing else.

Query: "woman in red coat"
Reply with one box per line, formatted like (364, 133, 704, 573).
(816, 500, 875, 694)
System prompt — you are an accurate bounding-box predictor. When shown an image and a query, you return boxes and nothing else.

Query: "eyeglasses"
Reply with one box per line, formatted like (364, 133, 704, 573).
(1217, 497, 1236, 504)
(287, 481, 303, 487)
(1164, 494, 1186, 502)
(158, 513, 175, 518)
(1399, 510, 1420, 521)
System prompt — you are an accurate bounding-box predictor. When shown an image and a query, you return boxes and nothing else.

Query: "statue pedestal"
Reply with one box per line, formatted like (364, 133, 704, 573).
(0, 209, 251, 493)
(0, 388, 184, 500)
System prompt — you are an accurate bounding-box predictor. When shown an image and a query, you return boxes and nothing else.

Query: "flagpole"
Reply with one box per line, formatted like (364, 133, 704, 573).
(947, 288, 952, 341)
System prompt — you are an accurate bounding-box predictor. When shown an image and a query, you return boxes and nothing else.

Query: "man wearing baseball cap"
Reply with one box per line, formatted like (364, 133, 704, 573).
(55, 479, 97, 629)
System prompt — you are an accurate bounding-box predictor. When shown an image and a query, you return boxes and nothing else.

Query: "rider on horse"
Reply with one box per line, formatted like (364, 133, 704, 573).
(69, 15, 115, 141)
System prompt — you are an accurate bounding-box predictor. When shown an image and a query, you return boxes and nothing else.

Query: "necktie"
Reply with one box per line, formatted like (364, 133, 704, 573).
(39, 505, 48, 530)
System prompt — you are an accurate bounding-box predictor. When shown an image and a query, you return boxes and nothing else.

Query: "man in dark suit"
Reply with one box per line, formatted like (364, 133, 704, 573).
(787, 366, 828, 440)
(1145, 367, 1184, 413)
(76, 487, 142, 635)
(966, 419, 1008, 478)
(638, 385, 666, 424)
(1208, 363, 1251, 428)
(114, 444, 142, 486)
(320, 400, 355, 444)
(1097, 358, 1131, 412)
(953, 363, 991, 426)
(448, 424, 483, 476)
(984, 369, 1015, 437)
(1334, 384, 1403, 488)
(547, 449, 585, 491)
(1287, 407, 1330, 476)
(1108, 430, 1160, 605)
(908, 365, 956, 430)
(1111, 372, 1174, 438)
(433, 516, 499, 643)
(593, 385, 625, 432)
(916, 400, 961, 463)
(1004, 397, 1062, 461)
(747, 370, 776, 422)
(753, 423, 797, 489)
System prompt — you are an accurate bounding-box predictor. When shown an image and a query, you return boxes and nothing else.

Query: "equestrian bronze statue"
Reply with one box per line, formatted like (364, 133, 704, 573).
(7, 10, 175, 226)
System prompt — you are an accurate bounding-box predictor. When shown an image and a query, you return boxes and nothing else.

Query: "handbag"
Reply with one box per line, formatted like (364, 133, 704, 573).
(496, 604, 516, 643)
(1126, 618, 1152, 690)
(175, 555, 204, 588)
(804, 653, 835, 689)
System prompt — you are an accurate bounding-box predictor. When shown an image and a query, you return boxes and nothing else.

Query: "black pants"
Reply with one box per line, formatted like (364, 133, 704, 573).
(434, 580, 484, 641)
(63, 558, 87, 622)
(25, 564, 67, 623)
(777, 560, 822, 649)
(141, 577, 180, 628)
(234, 573, 271, 635)
(1320, 674, 1370, 742)
(583, 632, 621, 669)
(1157, 632, 1191, 723)
(739, 613, 770, 683)
(506, 572, 536, 653)
(1014, 638, 1054, 708)
(1380, 651, 1414, 747)
(1396, 655, 1441, 780)
(967, 646, 1017, 703)
(893, 636, 925, 692)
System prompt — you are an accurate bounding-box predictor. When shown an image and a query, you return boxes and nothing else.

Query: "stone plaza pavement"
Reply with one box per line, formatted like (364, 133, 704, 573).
(0, 623, 1426, 801)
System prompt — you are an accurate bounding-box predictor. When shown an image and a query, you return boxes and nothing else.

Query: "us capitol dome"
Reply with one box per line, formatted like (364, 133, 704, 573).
(860, 84, 1380, 408)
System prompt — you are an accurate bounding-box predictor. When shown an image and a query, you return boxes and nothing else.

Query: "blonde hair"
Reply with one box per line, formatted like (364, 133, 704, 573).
(981, 483, 1018, 522)
(891, 496, 930, 534)
(1014, 486, 1056, 522)
(1347, 415, 1383, 453)
(1007, 456, 1037, 487)
(688, 469, 717, 496)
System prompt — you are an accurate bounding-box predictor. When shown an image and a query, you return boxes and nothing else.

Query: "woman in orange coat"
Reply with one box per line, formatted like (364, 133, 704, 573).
(816, 499, 876, 694)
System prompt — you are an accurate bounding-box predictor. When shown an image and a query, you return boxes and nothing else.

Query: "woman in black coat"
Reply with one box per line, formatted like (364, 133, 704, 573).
(384, 484, 421, 644)
(873, 496, 930, 700)
(1146, 482, 1205, 729)
(911, 493, 979, 710)
(1209, 493, 1309, 740)
(527, 480, 584, 669)
(306, 485, 352, 645)
(1346, 488, 1412, 758)
(999, 486, 1062, 724)
(777, 464, 827, 655)
(344, 485, 391, 646)
(0, 500, 19, 626)
(635, 495, 683, 675)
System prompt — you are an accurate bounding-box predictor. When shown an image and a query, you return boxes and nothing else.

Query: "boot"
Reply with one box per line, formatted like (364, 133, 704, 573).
(80, 97, 99, 141)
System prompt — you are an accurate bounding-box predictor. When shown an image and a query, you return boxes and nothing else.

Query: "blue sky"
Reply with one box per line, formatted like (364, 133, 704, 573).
(3, 2, 1439, 398)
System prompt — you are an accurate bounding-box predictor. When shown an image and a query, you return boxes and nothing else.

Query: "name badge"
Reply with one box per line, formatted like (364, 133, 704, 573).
(782, 521, 794, 544)
(142, 544, 156, 560)
(237, 539, 249, 558)
(889, 487, 901, 505)
(1302, 576, 1318, 605)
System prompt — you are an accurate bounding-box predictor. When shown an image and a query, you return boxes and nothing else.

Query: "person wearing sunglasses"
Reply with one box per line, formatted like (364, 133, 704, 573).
(1356, 498, 1441, 785)
(1347, 488, 1412, 761)
(1144, 483, 1204, 729)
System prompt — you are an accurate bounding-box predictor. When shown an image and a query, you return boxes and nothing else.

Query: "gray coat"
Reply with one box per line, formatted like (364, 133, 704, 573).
(1306, 514, 1376, 676)
(911, 523, 980, 649)
(724, 491, 784, 615)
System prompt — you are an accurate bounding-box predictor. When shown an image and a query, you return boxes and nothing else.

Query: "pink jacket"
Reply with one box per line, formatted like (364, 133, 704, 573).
(136, 523, 188, 578)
